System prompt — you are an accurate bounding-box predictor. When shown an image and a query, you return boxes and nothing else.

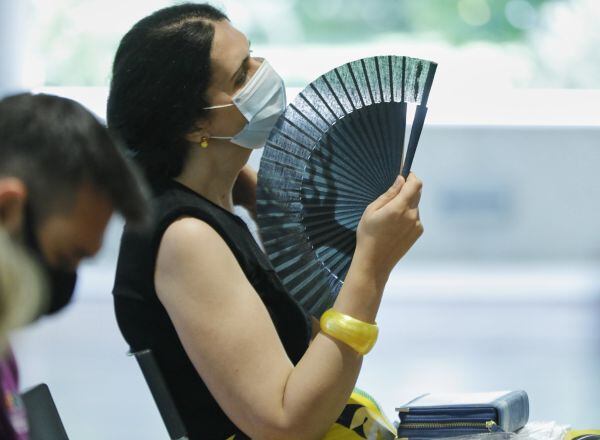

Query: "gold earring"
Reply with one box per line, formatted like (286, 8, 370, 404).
(199, 136, 209, 149)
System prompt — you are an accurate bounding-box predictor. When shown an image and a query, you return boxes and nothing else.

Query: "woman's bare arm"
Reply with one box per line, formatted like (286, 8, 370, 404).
(155, 174, 423, 440)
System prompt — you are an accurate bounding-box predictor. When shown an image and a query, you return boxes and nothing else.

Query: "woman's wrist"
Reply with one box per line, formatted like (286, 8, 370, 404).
(348, 248, 391, 292)
(333, 251, 389, 323)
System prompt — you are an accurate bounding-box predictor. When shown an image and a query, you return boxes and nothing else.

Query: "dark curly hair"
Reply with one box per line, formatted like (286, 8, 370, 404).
(107, 3, 228, 184)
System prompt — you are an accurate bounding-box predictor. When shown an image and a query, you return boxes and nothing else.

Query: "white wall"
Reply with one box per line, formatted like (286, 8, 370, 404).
(408, 125, 600, 260)
(0, 0, 32, 97)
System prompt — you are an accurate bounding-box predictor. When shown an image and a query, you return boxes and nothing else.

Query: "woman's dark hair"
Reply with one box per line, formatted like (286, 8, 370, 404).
(107, 3, 228, 183)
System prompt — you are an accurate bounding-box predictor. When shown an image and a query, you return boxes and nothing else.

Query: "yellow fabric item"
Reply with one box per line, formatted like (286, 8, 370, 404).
(325, 424, 370, 440)
(320, 309, 379, 355)
(322, 388, 397, 440)
(565, 430, 600, 440)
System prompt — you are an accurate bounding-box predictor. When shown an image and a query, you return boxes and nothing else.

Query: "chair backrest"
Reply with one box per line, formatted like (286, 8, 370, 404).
(20, 383, 69, 440)
(130, 349, 189, 440)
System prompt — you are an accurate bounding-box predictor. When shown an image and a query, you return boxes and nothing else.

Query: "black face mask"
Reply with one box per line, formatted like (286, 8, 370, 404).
(23, 207, 78, 316)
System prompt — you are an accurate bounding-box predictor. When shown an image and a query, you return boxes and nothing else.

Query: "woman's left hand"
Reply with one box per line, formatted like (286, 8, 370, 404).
(233, 165, 257, 219)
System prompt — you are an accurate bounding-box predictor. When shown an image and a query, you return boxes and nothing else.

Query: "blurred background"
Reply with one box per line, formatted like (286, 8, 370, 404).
(2, 0, 599, 438)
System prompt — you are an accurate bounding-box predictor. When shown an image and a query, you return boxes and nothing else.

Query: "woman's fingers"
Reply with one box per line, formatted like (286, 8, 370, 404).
(365, 173, 422, 214)
(410, 188, 422, 209)
(355, 172, 424, 276)
(368, 175, 405, 211)
(388, 172, 422, 211)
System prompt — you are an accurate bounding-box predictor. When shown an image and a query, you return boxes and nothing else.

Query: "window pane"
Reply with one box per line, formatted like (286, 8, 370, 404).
(31, 0, 600, 89)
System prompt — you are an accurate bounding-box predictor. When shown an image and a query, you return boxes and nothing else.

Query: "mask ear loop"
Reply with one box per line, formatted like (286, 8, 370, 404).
(203, 103, 234, 110)
(201, 103, 236, 140)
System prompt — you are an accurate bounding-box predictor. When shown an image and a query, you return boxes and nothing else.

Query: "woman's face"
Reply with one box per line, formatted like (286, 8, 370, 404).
(202, 20, 262, 139)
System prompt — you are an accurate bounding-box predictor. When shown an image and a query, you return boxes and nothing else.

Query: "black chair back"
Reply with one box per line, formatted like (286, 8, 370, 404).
(130, 349, 189, 440)
(20, 383, 69, 440)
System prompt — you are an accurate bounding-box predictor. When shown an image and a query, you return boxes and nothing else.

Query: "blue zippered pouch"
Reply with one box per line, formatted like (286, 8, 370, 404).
(396, 390, 529, 439)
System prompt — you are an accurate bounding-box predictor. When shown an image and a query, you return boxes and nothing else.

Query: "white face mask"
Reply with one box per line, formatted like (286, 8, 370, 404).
(204, 58, 286, 149)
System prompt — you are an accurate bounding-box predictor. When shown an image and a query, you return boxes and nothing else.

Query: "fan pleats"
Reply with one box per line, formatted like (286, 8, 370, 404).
(258, 55, 437, 316)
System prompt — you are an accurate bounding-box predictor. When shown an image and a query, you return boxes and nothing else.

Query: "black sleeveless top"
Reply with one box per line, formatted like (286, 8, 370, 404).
(112, 180, 312, 439)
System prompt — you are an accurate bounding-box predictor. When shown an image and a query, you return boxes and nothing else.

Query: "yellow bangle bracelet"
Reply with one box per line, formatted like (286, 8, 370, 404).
(320, 308, 379, 355)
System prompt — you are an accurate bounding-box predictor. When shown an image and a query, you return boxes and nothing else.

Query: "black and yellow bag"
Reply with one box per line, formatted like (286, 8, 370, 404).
(322, 388, 397, 440)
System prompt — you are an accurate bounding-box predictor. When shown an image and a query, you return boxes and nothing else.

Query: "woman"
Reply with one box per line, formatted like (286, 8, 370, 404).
(108, 4, 423, 439)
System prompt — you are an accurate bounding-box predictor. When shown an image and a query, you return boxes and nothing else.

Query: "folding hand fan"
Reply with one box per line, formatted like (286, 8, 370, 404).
(257, 55, 437, 317)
